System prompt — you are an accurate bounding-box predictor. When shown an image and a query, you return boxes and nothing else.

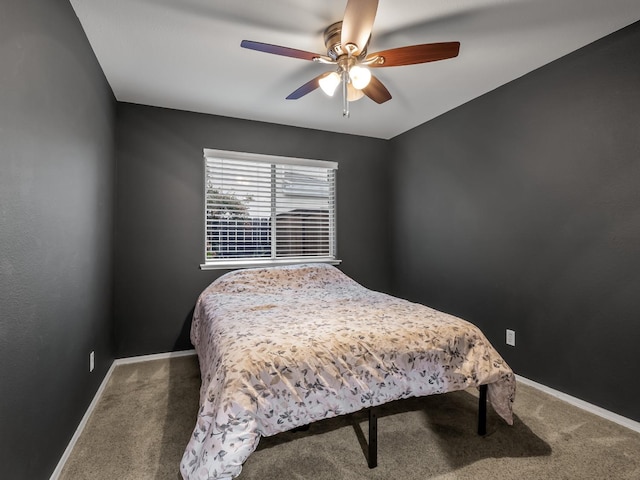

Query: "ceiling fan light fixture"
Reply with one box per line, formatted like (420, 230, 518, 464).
(319, 72, 341, 96)
(349, 65, 371, 90)
(241, 0, 459, 112)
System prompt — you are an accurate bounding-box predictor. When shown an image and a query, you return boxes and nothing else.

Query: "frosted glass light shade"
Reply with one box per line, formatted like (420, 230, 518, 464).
(347, 84, 365, 101)
(349, 65, 371, 90)
(319, 72, 341, 96)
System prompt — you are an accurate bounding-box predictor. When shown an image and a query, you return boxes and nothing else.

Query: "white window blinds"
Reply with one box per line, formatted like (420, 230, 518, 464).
(202, 149, 338, 269)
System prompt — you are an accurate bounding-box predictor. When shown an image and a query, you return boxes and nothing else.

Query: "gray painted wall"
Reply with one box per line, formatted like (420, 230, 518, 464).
(114, 104, 391, 357)
(0, 0, 116, 477)
(390, 21, 640, 421)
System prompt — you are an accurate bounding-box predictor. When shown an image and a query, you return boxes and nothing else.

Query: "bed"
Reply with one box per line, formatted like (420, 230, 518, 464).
(180, 263, 515, 480)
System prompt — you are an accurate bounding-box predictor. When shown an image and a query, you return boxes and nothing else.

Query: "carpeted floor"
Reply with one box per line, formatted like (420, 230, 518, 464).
(59, 355, 640, 480)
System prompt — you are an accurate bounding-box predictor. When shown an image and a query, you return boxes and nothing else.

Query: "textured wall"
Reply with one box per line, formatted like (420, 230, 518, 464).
(113, 103, 392, 357)
(0, 0, 116, 477)
(390, 21, 640, 421)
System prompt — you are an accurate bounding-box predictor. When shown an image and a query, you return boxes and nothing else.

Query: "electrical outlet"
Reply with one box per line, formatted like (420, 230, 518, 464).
(506, 329, 516, 347)
(90, 351, 95, 372)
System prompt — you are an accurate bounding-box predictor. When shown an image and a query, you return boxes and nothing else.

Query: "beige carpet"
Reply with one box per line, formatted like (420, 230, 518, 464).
(59, 355, 640, 480)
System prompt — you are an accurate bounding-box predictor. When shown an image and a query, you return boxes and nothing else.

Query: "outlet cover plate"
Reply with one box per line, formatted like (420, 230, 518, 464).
(506, 329, 516, 347)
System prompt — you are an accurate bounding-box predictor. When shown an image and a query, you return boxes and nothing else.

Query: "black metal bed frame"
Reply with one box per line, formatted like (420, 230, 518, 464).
(365, 384, 488, 468)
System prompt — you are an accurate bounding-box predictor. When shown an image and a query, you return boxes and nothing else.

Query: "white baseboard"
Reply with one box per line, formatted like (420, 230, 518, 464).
(114, 349, 196, 366)
(49, 361, 117, 480)
(49, 349, 196, 480)
(516, 374, 640, 434)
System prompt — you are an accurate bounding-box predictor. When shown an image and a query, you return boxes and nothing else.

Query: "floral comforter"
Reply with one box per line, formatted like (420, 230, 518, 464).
(180, 264, 515, 480)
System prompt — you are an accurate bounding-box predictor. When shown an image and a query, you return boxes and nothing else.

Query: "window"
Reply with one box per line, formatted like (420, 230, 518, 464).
(201, 149, 339, 270)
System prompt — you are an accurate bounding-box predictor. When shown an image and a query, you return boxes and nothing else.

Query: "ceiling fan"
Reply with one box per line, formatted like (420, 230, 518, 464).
(240, 0, 460, 117)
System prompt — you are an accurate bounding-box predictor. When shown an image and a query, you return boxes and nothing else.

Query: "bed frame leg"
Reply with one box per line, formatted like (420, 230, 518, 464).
(478, 384, 487, 436)
(368, 408, 378, 468)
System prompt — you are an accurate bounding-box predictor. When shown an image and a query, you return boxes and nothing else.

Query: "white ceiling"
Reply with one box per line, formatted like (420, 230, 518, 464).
(69, 0, 640, 140)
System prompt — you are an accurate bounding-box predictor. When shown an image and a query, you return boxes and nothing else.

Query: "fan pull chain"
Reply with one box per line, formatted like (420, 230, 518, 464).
(342, 69, 349, 118)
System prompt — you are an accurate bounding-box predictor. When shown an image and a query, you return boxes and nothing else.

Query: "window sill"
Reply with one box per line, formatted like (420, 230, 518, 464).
(199, 257, 342, 271)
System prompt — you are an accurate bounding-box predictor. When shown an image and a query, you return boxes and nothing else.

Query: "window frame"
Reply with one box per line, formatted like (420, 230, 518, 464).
(200, 149, 340, 270)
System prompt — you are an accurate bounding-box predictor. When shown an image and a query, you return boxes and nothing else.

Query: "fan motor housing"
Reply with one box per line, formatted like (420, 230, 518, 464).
(324, 21, 368, 61)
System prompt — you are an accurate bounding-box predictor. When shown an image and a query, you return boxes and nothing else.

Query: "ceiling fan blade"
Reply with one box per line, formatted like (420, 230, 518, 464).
(362, 75, 391, 104)
(366, 42, 460, 67)
(286, 72, 331, 100)
(341, 0, 378, 55)
(241, 40, 319, 61)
